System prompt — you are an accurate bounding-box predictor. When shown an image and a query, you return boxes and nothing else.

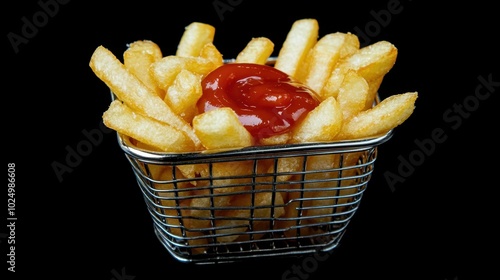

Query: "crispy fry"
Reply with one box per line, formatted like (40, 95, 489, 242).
(337, 70, 369, 121)
(336, 91, 418, 139)
(275, 18, 319, 78)
(291, 96, 343, 143)
(217, 192, 285, 242)
(297, 32, 354, 94)
(176, 22, 216, 57)
(103, 100, 195, 152)
(123, 40, 165, 98)
(199, 42, 224, 67)
(236, 37, 275, 64)
(89, 45, 201, 148)
(193, 107, 255, 150)
(150, 55, 217, 91)
(164, 69, 203, 123)
(321, 40, 398, 101)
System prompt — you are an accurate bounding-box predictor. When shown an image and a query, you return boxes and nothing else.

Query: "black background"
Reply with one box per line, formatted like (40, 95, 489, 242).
(3, 0, 498, 279)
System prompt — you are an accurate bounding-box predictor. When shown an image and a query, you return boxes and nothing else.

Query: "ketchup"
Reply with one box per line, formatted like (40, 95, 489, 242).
(197, 63, 320, 141)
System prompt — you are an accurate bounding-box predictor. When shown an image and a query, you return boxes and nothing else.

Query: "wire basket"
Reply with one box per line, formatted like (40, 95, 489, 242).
(116, 127, 392, 264)
(109, 56, 393, 263)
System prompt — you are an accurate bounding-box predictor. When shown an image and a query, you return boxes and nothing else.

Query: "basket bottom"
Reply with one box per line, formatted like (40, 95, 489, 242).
(152, 222, 348, 264)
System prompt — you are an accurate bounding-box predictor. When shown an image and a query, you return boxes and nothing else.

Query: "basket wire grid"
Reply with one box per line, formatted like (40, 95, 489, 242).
(117, 130, 392, 264)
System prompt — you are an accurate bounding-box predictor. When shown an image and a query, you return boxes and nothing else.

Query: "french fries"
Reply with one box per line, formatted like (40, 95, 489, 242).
(176, 22, 216, 57)
(336, 91, 418, 139)
(275, 18, 319, 78)
(296, 32, 359, 94)
(89, 46, 201, 149)
(123, 40, 165, 98)
(235, 37, 274, 64)
(102, 100, 196, 152)
(192, 107, 255, 150)
(89, 18, 418, 251)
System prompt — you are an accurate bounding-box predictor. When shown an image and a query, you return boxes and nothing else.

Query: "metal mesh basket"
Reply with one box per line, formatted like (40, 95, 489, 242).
(116, 128, 392, 264)
(110, 57, 393, 263)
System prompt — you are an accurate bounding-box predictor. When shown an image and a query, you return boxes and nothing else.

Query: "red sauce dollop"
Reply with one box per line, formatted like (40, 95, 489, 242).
(197, 63, 320, 141)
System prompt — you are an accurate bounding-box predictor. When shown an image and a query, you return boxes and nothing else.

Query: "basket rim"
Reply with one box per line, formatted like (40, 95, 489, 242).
(116, 129, 392, 163)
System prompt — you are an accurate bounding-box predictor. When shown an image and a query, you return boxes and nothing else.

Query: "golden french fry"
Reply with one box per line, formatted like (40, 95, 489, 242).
(236, 37, 275, 64)
(336, 91, 418, 139)
(199, 160, 254, 194)
(176, 163, 208, 185)
(164, 69, 203, 123)
(259, 132, 291, 146)
(146, 164, 209, 253)
(275, 18, 319, 78)
(102, 100, 195, 152)
(133, 139, 163, 152)
(301, 154, 342, 224)
(365, 76, 384, 109)
(334, 151, 365, 213)
(193, 107, 255, 150)
(291, 96, 343, 143)
(269, 156, 304, 183)
(89, 45, 201, 149)
(338, 33, 361, 59)
(176, 22, 216, 57)
(321, 40, 398, 101)
(337, 69, 369, 121)
(217, 192, 285, 242)
(297, 32, 355, 94)
(345, 40, 398, 81)
(123, 40, 165, 99)
(275, 180, 313, 238)
(199, 42, 224, 67)
(150, 55, 217, 91)
(177, 187, 232, 254)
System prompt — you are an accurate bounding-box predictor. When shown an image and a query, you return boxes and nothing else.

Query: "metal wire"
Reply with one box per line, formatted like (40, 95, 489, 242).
(118, 129, 391, 264)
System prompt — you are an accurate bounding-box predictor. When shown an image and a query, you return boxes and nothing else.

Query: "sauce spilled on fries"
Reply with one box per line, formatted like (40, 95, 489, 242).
(197, 63, 320, 140)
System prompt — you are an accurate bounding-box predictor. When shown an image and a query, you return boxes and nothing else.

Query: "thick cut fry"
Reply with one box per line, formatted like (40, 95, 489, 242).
(297, 32, 353, 94)
(235, 37, 275, 64)
(176, 22, 216, 57)
(89, 45, 201, 149)
(180, 188, 232, 251)
(291, 96, 343, 143)
(146, 165, 209, 253)
(193, 107, 255, 150)
(199, 160, 254, 194)
(344, 40, 398, 82)
(338, 33, 361, 59)
(301, 154, 342, 224)
(336, 91, 418, 139)
(216, 192, 285, 242)
(336, 70, 369, 121)
(199, 42, 224, 67)
(365, 76, 384, 109)
(274, 182, 302, 237)
(275, 18, 319, 78)
(150, 55, 217, 91)
(321, 40, 398, 100)
(269, 156, 304, 182)
(123, 40, 165, 98)
(164, 69, 203, 123)
(102, 100, 195, 152)
(258, 132, 291, 146)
